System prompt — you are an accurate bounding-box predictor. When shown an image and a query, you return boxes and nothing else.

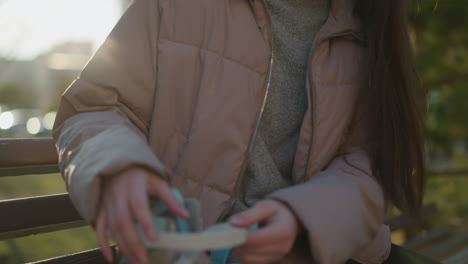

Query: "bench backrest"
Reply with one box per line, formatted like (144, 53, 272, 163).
(0, 138, 112, 263)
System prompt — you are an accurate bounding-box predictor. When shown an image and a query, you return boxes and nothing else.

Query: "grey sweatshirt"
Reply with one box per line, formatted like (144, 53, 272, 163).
(228, 0, 330, 216)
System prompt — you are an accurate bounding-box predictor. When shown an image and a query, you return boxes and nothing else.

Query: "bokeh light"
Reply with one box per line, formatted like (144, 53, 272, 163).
(42, 112, 56, 130)
(26, 117, 41, 134)
(0, 111, 14, 130)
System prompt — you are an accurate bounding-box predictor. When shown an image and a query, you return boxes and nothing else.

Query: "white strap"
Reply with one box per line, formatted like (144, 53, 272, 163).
(144, 223, 247, 251)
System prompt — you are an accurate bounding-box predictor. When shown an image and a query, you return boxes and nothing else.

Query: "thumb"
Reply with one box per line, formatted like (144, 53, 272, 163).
(229, 201, 276, 228)
(147, 176, 189, 219)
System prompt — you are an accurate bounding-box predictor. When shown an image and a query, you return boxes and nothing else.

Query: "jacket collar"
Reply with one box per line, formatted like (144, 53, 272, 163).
(249, 0, 365, 47)
(319, 0, 365, 42)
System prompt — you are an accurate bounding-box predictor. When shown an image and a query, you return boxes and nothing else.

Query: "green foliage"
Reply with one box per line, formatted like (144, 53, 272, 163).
(411, 1, 468, 154)
(424, 175, 468, 226)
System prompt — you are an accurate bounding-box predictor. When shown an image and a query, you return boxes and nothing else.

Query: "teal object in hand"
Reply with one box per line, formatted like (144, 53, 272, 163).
(118, 188, 247, 264)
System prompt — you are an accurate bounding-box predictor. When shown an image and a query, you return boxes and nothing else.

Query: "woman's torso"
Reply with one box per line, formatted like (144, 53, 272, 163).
(148, 0, 365, 227)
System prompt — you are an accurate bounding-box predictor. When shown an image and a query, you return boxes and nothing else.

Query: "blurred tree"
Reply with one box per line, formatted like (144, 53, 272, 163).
(0, 83, 33, 107)
(411, 0, 468, 157)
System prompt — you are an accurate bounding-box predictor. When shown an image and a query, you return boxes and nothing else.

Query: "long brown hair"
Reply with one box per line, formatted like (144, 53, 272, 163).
(353, 0, 427, 213)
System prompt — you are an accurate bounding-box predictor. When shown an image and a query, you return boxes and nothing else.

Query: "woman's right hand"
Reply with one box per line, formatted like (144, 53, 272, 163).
(95, 167, 189, 264)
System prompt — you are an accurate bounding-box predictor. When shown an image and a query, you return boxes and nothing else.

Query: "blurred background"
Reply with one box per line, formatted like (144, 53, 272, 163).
(0, 0, 467, 263)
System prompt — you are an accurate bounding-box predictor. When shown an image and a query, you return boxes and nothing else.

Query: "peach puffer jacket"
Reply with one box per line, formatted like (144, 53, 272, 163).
(53, 0, 391, 263)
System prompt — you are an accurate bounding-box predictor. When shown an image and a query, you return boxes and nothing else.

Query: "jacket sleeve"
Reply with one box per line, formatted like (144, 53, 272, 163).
(52, 0, 167, 223)
(269, 118, 391, 263)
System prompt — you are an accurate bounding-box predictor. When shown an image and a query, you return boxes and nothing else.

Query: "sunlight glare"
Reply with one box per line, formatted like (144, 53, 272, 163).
(0, 0, 122, 59)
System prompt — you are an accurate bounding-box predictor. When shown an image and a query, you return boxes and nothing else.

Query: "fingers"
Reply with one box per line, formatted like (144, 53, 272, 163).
(147, 177, 189, 218)
(235, 221, 290, 260)
(96, 211, 113, 263)
(230, 200, 300, 263)
(113, 231, 139, 264)
(110, 193, 148, 264)
(229, 200, 276, 228)
(97, 167, 190, 264)
(129, 185, 157, 242)
(245, 221, 284, 246)
(233, 226, 290, 263)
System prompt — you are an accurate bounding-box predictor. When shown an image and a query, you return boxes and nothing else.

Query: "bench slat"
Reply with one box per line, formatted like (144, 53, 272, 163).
(422, 230, 468, 258)
(385, 204, 438, 231)
(30, 247, 116, 264)
(443, 247, 468, 264)
(0, 220, 87, 241)
(0, 194, 84, 240)
(0, 138, 57, 168)
(0, 165, 59, 177)
(404, 225, 455, 250)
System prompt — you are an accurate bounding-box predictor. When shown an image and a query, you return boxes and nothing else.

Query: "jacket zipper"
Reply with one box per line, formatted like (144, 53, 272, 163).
(216, 54, 274, 223)
(247, 56, 274, 156)
(216, 2, 274, 223)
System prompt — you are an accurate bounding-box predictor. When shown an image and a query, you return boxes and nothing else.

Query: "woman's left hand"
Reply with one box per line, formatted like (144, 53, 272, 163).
(229, 199, 300, 264)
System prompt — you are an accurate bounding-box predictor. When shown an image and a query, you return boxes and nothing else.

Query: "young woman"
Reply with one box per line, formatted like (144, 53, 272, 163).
(53, 0, 426, 263)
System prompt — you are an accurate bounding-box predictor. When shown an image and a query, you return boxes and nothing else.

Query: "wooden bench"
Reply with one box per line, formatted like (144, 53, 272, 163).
(0, 138, 113, 263)
(384, 204, 468, 263)
(0, 138, 466, 263)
